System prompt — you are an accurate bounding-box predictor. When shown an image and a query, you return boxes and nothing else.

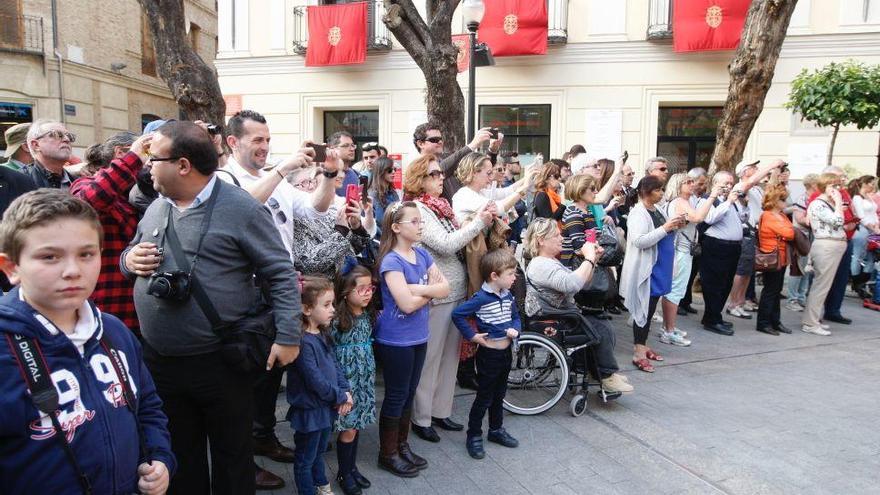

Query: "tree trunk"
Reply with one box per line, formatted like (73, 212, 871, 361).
(384, 0, 466, 153)
(138, 0, 226, 127)
(827, 123, 840, 166)
(710, 0, 798, 173)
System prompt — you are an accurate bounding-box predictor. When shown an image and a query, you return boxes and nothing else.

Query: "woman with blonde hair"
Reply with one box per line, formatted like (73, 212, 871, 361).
(451, 152, 531, 224)
(756, 185, 795, 335)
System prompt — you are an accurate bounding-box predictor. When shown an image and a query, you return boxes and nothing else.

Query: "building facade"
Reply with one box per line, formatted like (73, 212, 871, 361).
(217, 0, 880, 176)
(0, 0, 217, 155)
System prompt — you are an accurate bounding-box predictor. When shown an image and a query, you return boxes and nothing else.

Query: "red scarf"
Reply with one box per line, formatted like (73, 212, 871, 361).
(414, 193, 459, 229)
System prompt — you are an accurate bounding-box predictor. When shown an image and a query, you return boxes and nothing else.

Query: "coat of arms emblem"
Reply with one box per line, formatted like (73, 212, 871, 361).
(328, 26, 342, 46)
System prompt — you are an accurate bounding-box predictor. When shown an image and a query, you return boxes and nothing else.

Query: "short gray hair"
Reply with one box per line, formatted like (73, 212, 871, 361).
(645, 157, 668, 172)
(688, 167, 707, 178)
(712, 171, 734, 185)
(822, 165, 844, 175)
(26, 119, 65, 153)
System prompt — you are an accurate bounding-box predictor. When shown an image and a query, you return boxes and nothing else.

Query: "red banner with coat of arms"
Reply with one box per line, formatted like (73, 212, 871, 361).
(672, 0, 751, 52)
(478, 0, 547, 57)
(305, 2, 367, 66)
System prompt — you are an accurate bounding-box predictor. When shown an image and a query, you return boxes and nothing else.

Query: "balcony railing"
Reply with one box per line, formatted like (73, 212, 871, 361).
(647, 0, 673, 40)
(292, 1, 392, 55)
(548, 0, 569, 44)
(0, 14, 44, 55)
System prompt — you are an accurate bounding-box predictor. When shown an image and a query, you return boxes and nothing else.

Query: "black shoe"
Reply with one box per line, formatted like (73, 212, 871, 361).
(411, 423, 440, 442)
(606, 305, 622, 315)
(597, 312, 613, 320)
(351, 468, 371, 489)
(756, 326, 779, 336)
(677, 307, 688, 316)
(398, 442, 428, 470)
(336, 473, 363, 495)
(487, 428, 519, 448)
(773, 323, 792, 334)
(703, 323, 735, 336)
(466, 436, 485, 459)
(253, 435, 296, 463)
(432, 417, 464, 431)
(721, 320, 734, 328)
(824, 314, 852, 325)
(255, 466, 285, 490)
(681, 305, 698, 314)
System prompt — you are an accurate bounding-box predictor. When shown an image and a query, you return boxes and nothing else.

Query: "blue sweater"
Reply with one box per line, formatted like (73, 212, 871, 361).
(0, 288, 175, 495)
(452, 283, 522, 341)
(286, 332, 350, 433)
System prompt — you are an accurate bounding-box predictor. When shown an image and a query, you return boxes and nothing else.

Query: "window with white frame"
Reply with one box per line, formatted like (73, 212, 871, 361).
(840, 0, 880, 25)
(218, 0, 249, 52)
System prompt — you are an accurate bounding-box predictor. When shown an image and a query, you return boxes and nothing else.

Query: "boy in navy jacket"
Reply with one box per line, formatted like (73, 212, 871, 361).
(0, 190, 175, 494)
(452, 249, 521, 460)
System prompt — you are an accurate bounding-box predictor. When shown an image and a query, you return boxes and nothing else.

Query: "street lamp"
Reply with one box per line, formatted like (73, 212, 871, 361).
(463, 0, 486, 142)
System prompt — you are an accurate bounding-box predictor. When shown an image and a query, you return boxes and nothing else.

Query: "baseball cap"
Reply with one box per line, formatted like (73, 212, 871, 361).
(142, 119, 175, 135)
(3, 123, 31, 158)
(735, 159, 760, 177)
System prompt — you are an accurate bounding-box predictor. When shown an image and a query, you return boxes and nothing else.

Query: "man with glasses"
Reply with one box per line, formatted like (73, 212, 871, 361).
(23, 119, 78, 189)
(329, 131, 360, 196)
(122, 121, 302, 495)
(645, 157, 670, 183)
(413, 122, 495, 202)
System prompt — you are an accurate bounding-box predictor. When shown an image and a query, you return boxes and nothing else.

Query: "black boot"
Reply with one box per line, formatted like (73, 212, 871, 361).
(336, 438, 362, 495)
(351, 432, 371, 488)
(398, 409, 428, 470)
(377, 416, 418, 478)
(853, 273, 872, 299)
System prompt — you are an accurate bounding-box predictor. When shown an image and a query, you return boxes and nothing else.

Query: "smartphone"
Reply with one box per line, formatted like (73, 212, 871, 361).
(585, 229, 597, 243)
(311, 144, 327, 163)
(622, 150, 629, 163)
(206, 123, 221, 136)
(345, 184, 361, 205)
(489, 128, 499, 139)
(358, 175, 369, 203)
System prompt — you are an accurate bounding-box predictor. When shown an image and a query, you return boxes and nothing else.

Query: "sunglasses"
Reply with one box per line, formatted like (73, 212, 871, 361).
(362, 142, 379, 151)
(657, 167, 668, 172)
(494, 167, 505, 173)
(384, 168, 398, 174)
(427, 170, 444, 179)
(423, 136, 443, 144)
(37, 129, 76, 143)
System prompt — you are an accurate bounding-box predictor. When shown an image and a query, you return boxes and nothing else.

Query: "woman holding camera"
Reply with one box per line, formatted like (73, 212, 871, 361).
(756, 185, 795, 335)
(619, 176, 687, 373)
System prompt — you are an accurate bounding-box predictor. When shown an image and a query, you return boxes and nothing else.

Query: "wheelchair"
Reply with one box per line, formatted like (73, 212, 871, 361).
(503, 310, 622, 417)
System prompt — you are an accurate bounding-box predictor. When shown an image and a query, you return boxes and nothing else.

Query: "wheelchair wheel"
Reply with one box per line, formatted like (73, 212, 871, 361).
(570, 394, 587, 417)
(504, 333, 569, 415)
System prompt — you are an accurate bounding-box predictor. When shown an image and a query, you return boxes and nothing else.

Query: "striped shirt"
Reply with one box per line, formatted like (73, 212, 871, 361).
(451, 282, 521, 341)
(560, 204, 598, 268)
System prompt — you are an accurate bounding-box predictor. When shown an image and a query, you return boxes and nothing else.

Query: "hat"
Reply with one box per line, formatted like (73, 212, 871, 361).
(3, 123, 31, 158)
(735, 159, 760, 176)
(142, 119, 174, 135)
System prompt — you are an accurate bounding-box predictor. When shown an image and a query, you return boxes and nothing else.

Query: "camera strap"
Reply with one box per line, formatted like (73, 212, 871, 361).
(164, 179, 224, 329)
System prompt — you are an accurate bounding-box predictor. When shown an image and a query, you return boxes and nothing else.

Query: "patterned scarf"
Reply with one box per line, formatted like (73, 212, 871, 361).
(414, 193, 459, 229)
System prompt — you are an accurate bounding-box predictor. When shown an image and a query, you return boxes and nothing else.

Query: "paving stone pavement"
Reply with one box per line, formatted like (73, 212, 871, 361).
(259, 294, 880, 494)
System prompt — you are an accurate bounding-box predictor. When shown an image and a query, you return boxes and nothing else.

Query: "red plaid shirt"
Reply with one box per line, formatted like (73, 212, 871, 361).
(70, 152, 143, 332)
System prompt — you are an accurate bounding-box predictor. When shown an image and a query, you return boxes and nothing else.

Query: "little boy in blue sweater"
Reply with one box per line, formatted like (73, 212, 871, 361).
(452, 249, 521, 460)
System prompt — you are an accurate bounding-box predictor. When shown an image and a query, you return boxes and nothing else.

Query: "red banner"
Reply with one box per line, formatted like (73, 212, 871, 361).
(478, 0, 547, 57)
(451, 34, 470, 73)
(673, 0, 750, 53)
(306, 2, 367, 67)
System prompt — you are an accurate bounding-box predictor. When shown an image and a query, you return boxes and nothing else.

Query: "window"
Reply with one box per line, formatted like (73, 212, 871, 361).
(141, 114, 161, 132)
(0, 0, 22, 48)
(647, 0, 672, 39)
(0, 102, 32, 151)
(479, 105, 551, 162)
(840, 0, 880, 25)
(190, 22, 201, 53)
(141, 14, 156, 76)
(323, 110, 379, 162)
(656, 106, 722, 173)
(218, 0, 248, 52)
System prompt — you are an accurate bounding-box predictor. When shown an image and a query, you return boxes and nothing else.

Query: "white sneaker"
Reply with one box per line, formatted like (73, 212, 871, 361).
(819, 322, 831, 329)
(316, 484, 335, 495)
(727, 306, 752, 319)
(659, 330, 692, 347)
(673, 327, 688, 338)
(743, 301, 759, 312)
(602, 373, 634, 393)
(785, 301, 804, 312)
(801, 325, 831, 336)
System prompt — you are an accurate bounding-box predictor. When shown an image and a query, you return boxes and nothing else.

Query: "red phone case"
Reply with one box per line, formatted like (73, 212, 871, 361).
(345, 184, 360, 205)
(585, 229, 597, 243)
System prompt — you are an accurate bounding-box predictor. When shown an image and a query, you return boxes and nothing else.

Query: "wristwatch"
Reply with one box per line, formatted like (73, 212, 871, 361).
(322, 169, 339, 178)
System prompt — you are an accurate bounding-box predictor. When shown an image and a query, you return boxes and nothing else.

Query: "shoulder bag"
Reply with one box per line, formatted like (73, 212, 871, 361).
(754, 215, 783, 272)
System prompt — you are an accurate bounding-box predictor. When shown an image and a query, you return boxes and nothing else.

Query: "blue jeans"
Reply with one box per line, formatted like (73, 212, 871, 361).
(293, 427, 331, 494)
(787, 274, 811, 305)
(874, 269, 880, 304)
(824, 240, 853, 318)
(851, 227, 875, 276)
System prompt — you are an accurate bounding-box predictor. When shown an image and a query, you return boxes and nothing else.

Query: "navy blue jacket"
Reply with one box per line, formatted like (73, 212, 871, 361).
(452, 283, 522, 341)
(0, 288, 175, 494)
(286, 331, 350, 432)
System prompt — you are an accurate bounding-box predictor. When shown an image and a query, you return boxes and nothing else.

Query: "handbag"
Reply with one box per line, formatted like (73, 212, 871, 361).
(680, 231, 702, 257)
(596, 221, 624, 267)
(164, 194, 276, 374)
(753, 216, 783, 272)
(790, 227, 811, 257)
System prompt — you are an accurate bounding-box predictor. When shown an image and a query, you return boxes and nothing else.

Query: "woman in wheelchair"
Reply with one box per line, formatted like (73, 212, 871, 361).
(521, 218, 633, 394)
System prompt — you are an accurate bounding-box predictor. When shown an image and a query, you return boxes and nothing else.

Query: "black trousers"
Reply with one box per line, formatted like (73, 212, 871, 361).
(375, 343, 427, 418)
(757, 268, 785, 328)
(632, 296, 660, 346)
(253, 366, 285, 439)
(467, 346, 512, 437)
(700, 236, 741, 326)
(143, 343, 256, 495)
(680, 252, 701, 308)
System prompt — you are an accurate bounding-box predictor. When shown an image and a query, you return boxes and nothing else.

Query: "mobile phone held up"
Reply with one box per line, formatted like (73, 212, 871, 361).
(358, 175, 369, 203)
(585, 229, 598, 244)
(311, 144, 327, 163)
(345, 184, 361, 206)
(489, 128, 499, 139)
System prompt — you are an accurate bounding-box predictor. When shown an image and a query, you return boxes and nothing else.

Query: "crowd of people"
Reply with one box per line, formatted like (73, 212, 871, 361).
(1, 112, 879, 495)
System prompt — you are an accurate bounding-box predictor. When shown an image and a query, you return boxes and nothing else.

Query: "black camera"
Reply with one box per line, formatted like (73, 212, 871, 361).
(147, 271, 192, 301)
(205, 124, 221, 136)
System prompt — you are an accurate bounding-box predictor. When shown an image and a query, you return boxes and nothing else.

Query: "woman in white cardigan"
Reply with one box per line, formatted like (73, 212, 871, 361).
(619, 176, 687, 372)
(403, 154, 495, 442)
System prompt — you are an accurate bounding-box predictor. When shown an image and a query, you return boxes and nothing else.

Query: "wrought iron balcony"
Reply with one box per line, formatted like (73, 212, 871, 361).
(0, 14, 44, 55)
(292, 0, 392, 55)
(647, 0, 673, 40)
(548, 0, 569, 44)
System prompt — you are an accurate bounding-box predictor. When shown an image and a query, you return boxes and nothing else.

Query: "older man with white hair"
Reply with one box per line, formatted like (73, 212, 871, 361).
(23, 119, 78, 189)
(677, 166, 709, 315)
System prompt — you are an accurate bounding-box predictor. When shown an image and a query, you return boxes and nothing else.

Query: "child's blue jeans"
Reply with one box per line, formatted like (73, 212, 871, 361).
(293, 427, 331, 494)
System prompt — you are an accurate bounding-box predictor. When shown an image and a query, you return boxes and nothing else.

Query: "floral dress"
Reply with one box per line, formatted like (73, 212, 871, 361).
(331, 313, 376, 431)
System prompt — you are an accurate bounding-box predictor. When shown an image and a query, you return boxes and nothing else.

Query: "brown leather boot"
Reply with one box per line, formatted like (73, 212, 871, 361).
(377, 415, 418, 478)
(398, 409, 427, 470)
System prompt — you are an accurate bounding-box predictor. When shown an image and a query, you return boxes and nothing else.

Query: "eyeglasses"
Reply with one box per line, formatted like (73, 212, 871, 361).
(36, 129, 76, 143)
(396, 219, 425, 226)
(336, 143, 356, 149)
(494, 167, 505, 173)
(427, 170, 444, 179)
(147, 154, 181, 163)
(423, 136, 443, 144)
(384, 168, 397, 175)
(684, 179, 695, 184)
(657, 167, 668, 172)
(354, 285, 376, 296)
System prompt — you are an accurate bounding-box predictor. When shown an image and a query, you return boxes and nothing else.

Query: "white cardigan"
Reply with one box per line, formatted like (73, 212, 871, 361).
(618, 203, 669, 327)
